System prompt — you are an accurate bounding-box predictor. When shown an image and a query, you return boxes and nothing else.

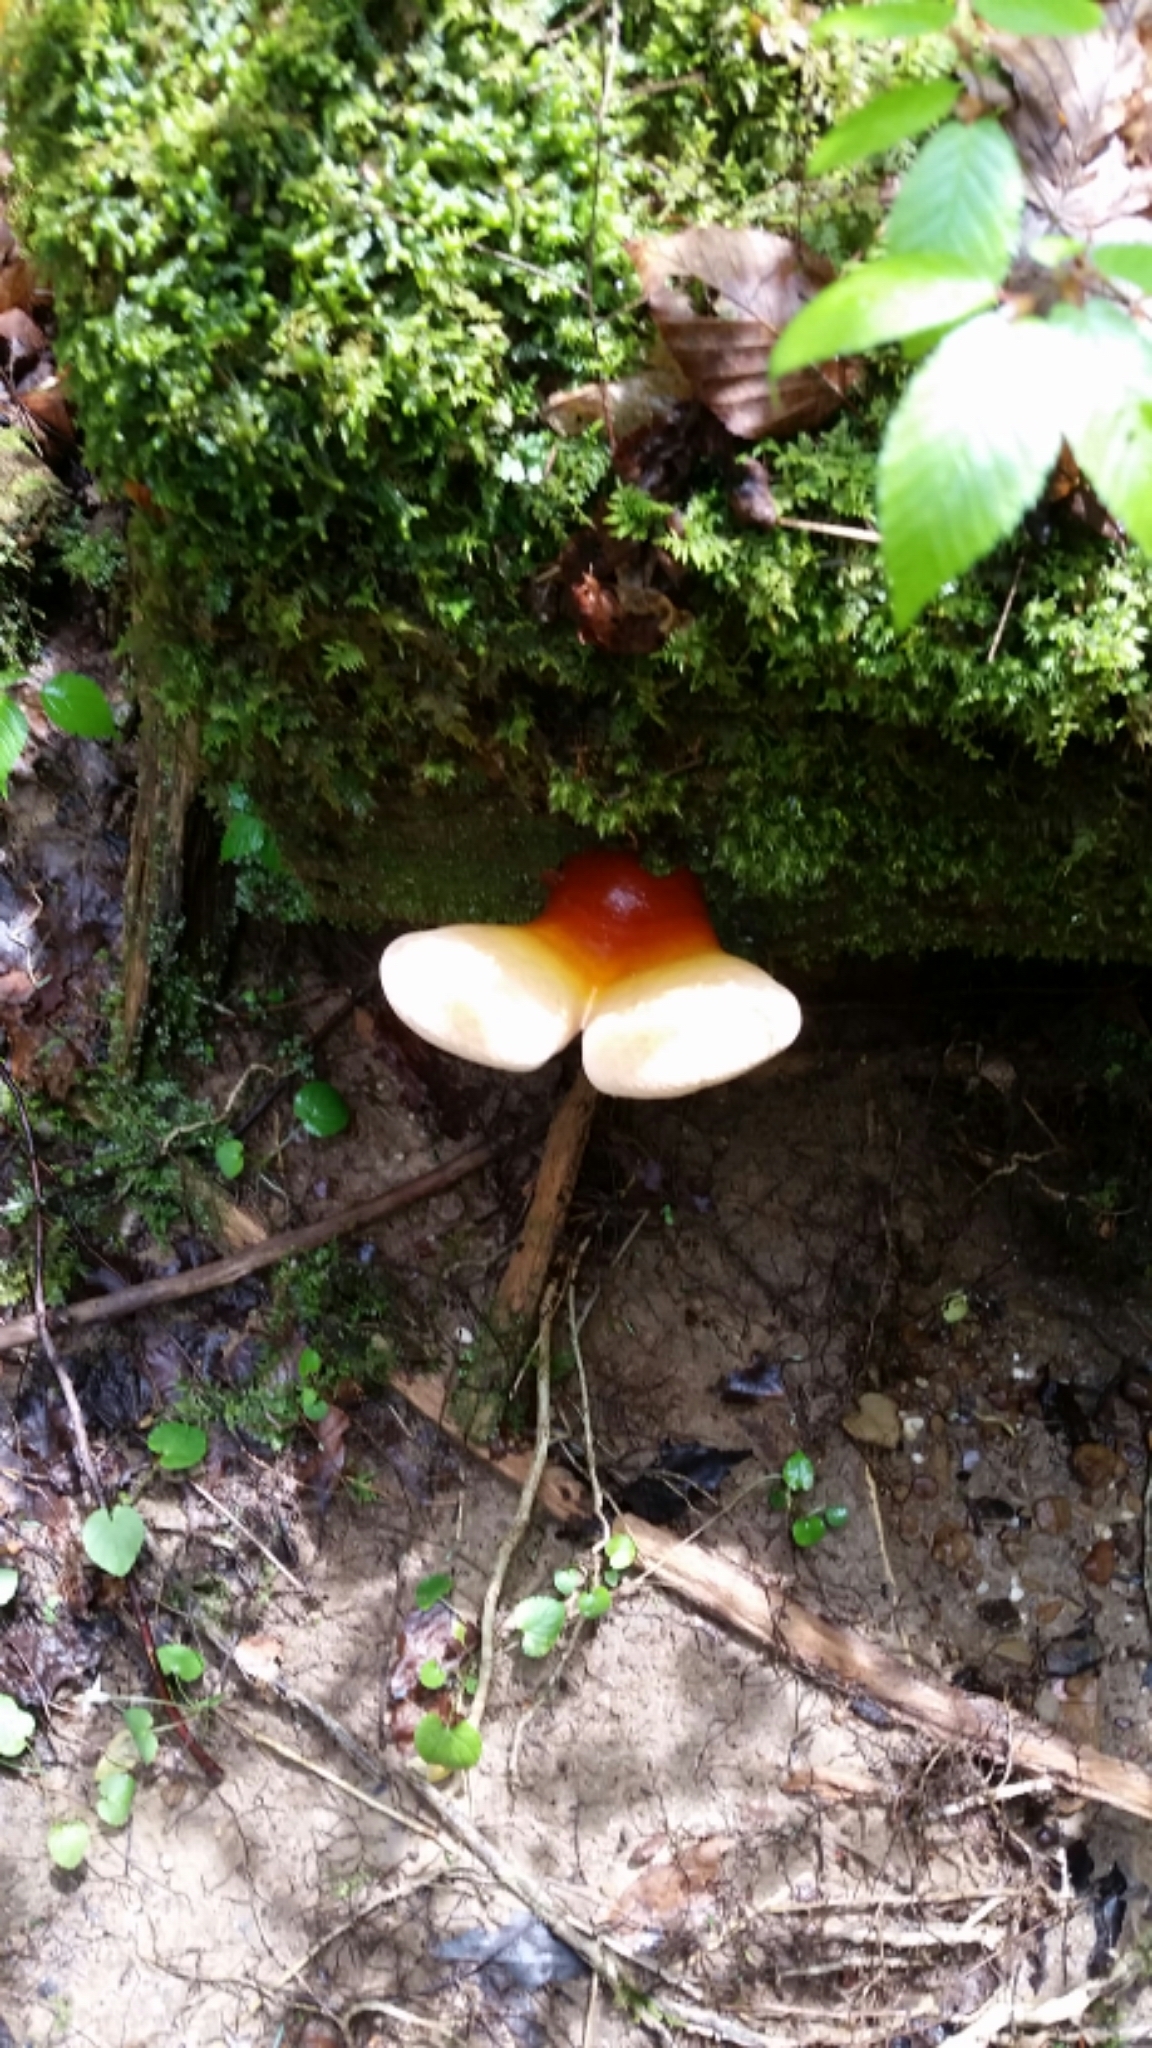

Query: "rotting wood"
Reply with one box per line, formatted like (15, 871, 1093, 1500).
(0, 1144, 495, 1358)
(394, 1366, 1152, 1828)
(118, 705, 201, 1066)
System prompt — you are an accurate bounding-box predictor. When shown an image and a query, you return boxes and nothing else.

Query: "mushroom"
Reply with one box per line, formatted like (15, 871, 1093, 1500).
(380, 850, 800, 1100)
(381, 853, 801, 1371)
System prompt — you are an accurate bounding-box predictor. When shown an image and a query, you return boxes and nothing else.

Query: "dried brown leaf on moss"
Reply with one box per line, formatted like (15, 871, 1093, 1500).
(626, 225, 858, 441)
(991, 2, 1152, 237)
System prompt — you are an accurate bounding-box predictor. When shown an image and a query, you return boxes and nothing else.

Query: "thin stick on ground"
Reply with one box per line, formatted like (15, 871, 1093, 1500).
(187, 1480, 309, 1594)
(0, 1141, 496, 1356)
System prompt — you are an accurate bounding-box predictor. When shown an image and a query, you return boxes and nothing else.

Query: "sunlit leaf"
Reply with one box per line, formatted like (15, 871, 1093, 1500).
(413, 1713, 482, 1770)
(415, 1571, 453, 1610)
(47, 1818, 90, 1869)
(812, 0, 956, 40)
(293, 1080, 351, 1137)
(577, 1585, 612, 1619)
(782, 1451, 816, 1493)
(1055, 300, 1152, 555)
(809, 80, 961, 174)
(604, 1532, 637, 1571)
(0, 696, 28, 797)
(553, 1567, 584, 1596)
(41, 671, 115, 740)
(214, 1137, 245, 1180)
(878, 313, 1068, 627)
(509, 1594, 567, 1658)
(773, 258, 996, 374)
(418, 1658, 448, 1689)
(122, 1706, 159, 1765)
(791, 1514, 828, 1547)
(147, 1420, 207, 1471)
(96, 1770, 136, 1827)
(1093, 245, 1152, 297)
(0, 1691, 35, 1757)
(156, 1643, 204, 1683)
(885, 121, 1023, 280)
(82, 1504, 146, 1577)
(976, 0, 1102, 31)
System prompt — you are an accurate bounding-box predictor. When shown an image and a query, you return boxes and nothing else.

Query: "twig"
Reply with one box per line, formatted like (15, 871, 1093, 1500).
(269, 1875, 438, 1997)
(343, 1998, 460, 2043)
(986, 553, 1025, 664)
(186, 1479, 309, 1594)
(568, 1274, 610, 1550)
(774, 515, 881, 544)
(158, 1062, 275, 1154)
(0, 1142, 496, 1356)
(235, 1721, 443, 1843)
(471, 1290, 558, 1728)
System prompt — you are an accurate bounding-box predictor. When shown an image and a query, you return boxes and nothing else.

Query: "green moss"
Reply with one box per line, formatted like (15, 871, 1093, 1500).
(0, 437, 68, 664)
(6, 0, 1152, 957)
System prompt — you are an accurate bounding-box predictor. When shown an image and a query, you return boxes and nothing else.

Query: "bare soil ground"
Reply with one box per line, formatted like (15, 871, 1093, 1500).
(3, 667, 1152, 2048)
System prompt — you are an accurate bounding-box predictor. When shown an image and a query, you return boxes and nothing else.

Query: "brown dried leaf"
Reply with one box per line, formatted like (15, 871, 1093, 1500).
(0, 219, 35, 316)
(992, 1, 1152, 237)
(234, 1633, 285, 1686)
(20, 380, 75, 453)
(627, 226, 857, 441)
(0, 306, 47, 380)
(606, 1834, 733, 1931)
(569, 570, 690, 654)
(543, 359, 692, 442)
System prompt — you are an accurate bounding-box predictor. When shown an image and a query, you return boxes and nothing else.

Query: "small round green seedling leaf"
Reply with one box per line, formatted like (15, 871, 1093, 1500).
(419, 1658, 448, 1690)
(604, 1532, 637, 1571)
(415, 1571, 454, 1611)
(0, 695, 28, 797)
(147, 1420, 207, 1472)
(0, 1691, 35, 1757)
(768, 1483, 790, 1512)
(0, 1565, 18, 1605)
(413, 1713, 482, 1771)
(782, 1451, 816, 1494)
(156, 1644, 204, 1683)
(121, 1707, 159, 1766)
(299, 1387, 329, 1421)
(47, 1818, 90, 1870)
(792, 1514, 829, 1548)
(298, 1347, 322, 1379)
(824, 1504, 850, 1531)
(577, 1585, 612, 1620)
(941, 1289, 969, 1324)
(83, 1504, 146, 1577)
(293, 1081, 351, 1137)
(553, 1567, 584, 1597)
(41, 671, 116, 741)
(96, 1770, 136, 1828)
(214, 1137, 245, 1180)
(509, 1595, 567, 1658)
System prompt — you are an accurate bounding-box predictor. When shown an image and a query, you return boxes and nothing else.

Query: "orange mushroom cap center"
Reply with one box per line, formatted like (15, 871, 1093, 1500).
(529, 851, 717, 988)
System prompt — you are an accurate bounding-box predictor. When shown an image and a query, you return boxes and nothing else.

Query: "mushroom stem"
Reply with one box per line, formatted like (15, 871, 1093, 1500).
(492, 1067, 599, 1336)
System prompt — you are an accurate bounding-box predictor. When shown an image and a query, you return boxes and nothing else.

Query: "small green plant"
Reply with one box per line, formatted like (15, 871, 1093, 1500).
(147, 1421, 207, 1472)
(82, 1504, 146, 1577)
(768, 1450, 850, 1550)
(47, 1818, 90, 1870)
(0, 1691, 35, 1759)
(413, 1713, 482, 1772)
(0, 666, 116, 794)
(509, 1531, 638, 1660)
(292, 1081, 351, 1139)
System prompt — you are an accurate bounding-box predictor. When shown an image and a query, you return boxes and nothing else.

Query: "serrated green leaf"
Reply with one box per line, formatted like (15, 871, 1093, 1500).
(577, 1585, 612, 1619)
(214, 1136, 245, 1180)
(41, 671, 115, 741)
(1093, 245, 1152, 296)
(782, 1450, 816, 1493)
(146, 1420, 207, 1471)
(83, 1504, 146, 1577)
(418, 1657, 447, 1690)
(0, 1565, 18, 1605)
(509, 1594, 567, 1658)
(0, 696, 28, 797)
(122, 1706, 159, 1765)
(47, 1818, 90, 1870)
(415, 1571, 453, 1610)
(0, 1691, 35, 1757)
(413, 1713, 482, 1771)
(1055, 301, 1152, 554)
(809, 79, 961, 174)
(220, 812, 266, 862)
(885, 121, 1022, 280)
(293, 1080, 351, 1137)
(878, 313, 1068, 626)
(773, 257, 997, 374)
(812, 0, 956, 40)
(791, 1514, 828, 1547)
(976, 0, 1102, 31)
(156, 1643, 204, 1683)
(96, 1770, 136, 1827)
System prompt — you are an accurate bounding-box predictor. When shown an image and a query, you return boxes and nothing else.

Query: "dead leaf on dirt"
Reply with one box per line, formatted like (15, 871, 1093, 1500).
(626, 226, 858, 441)
(841, 1391, 901, 1450)
(781, 1764, 890, 1802)
(544, 357, 692, 443)
(0, 305, 75, 459)
(0, 1613, 104, 1704)
(606, 1833, 733, 1930)
(389, 1602, 478, 1701)
(234, 1633, 284, 1685)
(992, 1, 1152, 237)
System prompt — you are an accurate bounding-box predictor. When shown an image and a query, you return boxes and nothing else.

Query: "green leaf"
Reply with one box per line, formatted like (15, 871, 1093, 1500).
(1093, 245, 1152, 297)
(509, 1594, 567, 1658)
(0, 696, 28, 798)
(809, 80, 961, 174)
(47, 1818, 90, 1870)
(122, 1707, 159, 1765)
(812, 0, 956, 40)
(885, 121, 1023, 280)
(293, 1080, 351, 1137)
(823, 1504, 851, 1530)
(553, 1567, 584, 1597)
(415, 1571, 453, 1610)
(220, 812, 267, 862)
(96, 1770, 136, 1827)
(577, 1585, 612, 1619)
(299, 1387, 329, 1420)
(82, 1504, 146, 1577)
(976, 0, 1103, 32)
(41, 672, 115, 741)
(768, 1483, 790, 1511)
(0, 1565, 18, 1605)
(941, 1288, 970, 1323)
(418, 1658, 448, 1690)
(782, 1450, 816, 1493)
(156, 1643, 204, 1683)
(1057, 302, 1152, 553)
(0, 1691, 35, 1757)
(146, 1420, 207, 1471)
(413, 1713, 482, 1771)
(604, 1532, 637, 1571)
(792, 1514, 828, 1547)
(298, 1347, 322, 1379)
(214, 1137, 245, 1180)
(773, 257, 997, 374)
(877, 313, 1067, 627)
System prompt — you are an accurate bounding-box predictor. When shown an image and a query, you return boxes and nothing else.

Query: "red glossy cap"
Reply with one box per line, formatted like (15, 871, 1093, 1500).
(531, 850, 717, 983)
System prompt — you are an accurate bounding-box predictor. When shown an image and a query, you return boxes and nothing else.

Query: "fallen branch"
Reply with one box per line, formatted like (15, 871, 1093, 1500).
(0, 1143, 495, 1357)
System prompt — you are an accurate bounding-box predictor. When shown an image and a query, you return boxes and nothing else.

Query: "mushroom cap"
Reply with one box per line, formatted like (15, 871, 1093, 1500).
(582, 953, 801, 1099)
(380, 925, 586, 1072)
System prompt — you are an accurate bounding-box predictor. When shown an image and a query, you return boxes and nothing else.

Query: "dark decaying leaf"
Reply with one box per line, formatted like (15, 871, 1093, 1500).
(388, 1599, 478, 1746)
(535, 526, 691, 655)
(722, 1352, 787, 1401)
(0, 215, 35, 316)
(626, 226, 859, 441)
(0, 1614, 105, 1704)
(0, 305, 74, 457)
(615, 1441, 752, 1523)
(436, 1913, 585, 1989)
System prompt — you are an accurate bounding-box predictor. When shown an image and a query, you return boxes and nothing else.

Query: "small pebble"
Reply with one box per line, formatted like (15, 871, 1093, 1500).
(1081, 1538, 1116, 1587)
(932, 1522, 975, 1570)
(1072, 1442, 1124, 1491)
(1033, 1494, 1072, 1535)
